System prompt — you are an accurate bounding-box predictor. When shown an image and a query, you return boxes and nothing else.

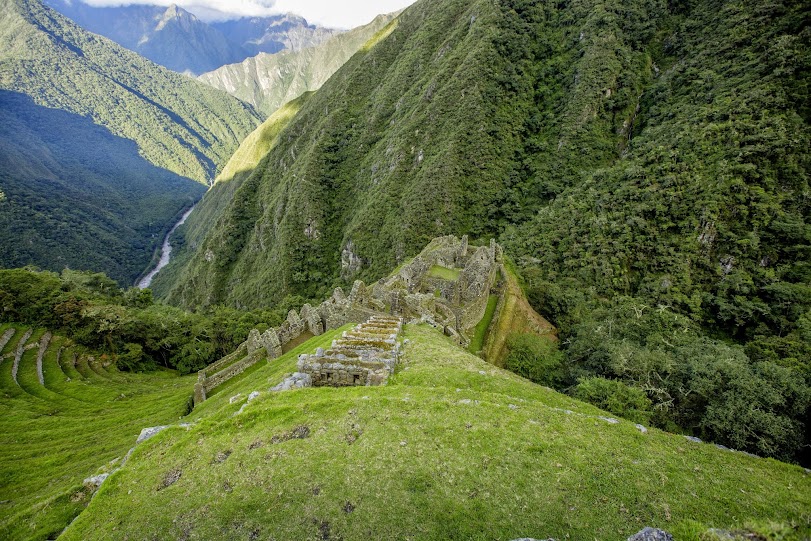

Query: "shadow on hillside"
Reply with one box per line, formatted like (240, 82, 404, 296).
(0, 90, 205, 284)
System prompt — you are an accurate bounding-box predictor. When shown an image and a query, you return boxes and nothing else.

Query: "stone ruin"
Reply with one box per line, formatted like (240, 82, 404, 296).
(295, 315, 403, 387)
(195, 236, 500, 405)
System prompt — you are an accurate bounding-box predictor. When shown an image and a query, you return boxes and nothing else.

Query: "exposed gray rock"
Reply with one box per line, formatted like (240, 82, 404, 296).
(627, 527, 673, 541)
(136, 426, 169, 444)
(83, 473, 109, 488)
(229, 393, 243, 404)
(599, 416, 620, 424)
(635, 424, 648, 434)
(248, 391, 260, 402)
(683, 435, 702, 443)
(271, 372, 312, 392)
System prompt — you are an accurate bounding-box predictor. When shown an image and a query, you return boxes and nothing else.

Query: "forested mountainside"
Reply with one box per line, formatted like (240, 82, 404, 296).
(157, 0, 810, 462)
(43, 0, 339, 74)
(199, 13, 399, 116)
(0, 0, 261, 183)
(0, 0, 260, 283)
(0, 91, 204, 284)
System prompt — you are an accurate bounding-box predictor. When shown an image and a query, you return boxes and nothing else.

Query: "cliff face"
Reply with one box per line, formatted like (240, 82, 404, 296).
(198, 13, 398, 116)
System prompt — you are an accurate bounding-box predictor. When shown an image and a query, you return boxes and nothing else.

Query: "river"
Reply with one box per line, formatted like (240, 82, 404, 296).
(136, 205, 196, 289)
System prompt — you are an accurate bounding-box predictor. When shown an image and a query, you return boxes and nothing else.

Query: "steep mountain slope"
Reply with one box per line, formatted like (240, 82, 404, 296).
(60, 324, 811, 540)
(0, 91, 204, 284)
(42, 0, 338, 74)
(0, 0, 261, 183)
(199, 13, 398, 116)
(0, 0, 260, 282)
(158, 0, 809, 332)
(150, 93, 311, 298)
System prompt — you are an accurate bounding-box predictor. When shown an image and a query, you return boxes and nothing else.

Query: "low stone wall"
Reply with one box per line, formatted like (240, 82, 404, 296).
(203, 350, 264, 392)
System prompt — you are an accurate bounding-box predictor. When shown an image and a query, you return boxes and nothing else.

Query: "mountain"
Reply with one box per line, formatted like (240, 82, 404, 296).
(42, 0, 339, 74)
(211, 13, 339, 58)
(199, 12, 399, 116)
(157, 0, 809, 326)
(0, 90, 205, 284)
(1, 0, 261, 182)
(0, 0, 261, 283)
(153, 0, 810, 462)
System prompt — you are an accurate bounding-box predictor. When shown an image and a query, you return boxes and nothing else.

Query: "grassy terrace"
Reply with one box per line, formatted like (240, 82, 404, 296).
(0, 324, 195, 541)
(427, 265, 461, 281)
(62, 325, 810, 541)
(469, 294, 498, 354)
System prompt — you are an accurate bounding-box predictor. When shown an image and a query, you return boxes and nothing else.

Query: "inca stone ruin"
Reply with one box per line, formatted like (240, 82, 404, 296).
(195, 236, 509, 404)
(297, 315, 403, 387)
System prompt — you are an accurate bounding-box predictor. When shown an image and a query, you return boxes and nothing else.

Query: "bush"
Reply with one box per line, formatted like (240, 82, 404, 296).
(504, 333, 565, 386)
(573, 377, 653, 425)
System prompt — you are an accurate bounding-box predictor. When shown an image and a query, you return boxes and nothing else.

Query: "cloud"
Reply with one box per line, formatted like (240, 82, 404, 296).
(76, 0, 417, 27)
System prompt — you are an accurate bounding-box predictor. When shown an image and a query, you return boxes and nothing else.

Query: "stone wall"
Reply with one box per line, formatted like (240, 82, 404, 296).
(195, 236, 504, 405)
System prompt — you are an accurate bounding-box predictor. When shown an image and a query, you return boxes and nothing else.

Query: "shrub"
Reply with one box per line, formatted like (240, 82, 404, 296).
(573, 377, 653, 425)
(505, 333, 565, 386)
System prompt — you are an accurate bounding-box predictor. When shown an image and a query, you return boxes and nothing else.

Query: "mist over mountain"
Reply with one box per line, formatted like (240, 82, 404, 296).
(42, 0, 340, 74)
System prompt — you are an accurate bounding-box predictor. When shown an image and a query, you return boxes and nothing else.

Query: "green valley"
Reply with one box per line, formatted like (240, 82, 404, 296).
(0, 0, 261, 284)
(0, 0, 808, 538)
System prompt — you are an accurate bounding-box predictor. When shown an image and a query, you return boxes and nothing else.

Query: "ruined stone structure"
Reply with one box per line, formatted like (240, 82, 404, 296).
(195, 236, 502, 404)
(296, 315, 403, 387)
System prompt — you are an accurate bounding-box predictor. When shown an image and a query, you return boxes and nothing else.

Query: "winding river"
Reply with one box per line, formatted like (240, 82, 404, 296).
(137, 205, 196, 289)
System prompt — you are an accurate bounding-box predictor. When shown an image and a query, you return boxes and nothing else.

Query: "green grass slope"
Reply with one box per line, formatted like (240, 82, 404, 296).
(61, 325, 810, 540)
(198, 13, 399, 116)
(0, 0, 261, 183)
(0, 324, 195, 541)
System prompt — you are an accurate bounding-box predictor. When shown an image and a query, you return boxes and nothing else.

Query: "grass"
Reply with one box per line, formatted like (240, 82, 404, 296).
(469, 294, 498, 354)
(427, 265, 461, 281)
(60, 324, 811, 541)
(0, 324, 195, 541)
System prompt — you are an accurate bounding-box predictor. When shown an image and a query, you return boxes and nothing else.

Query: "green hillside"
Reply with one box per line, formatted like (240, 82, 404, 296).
(154, 0, 810, 462)
(0, 0, 261, 183)
(0, 90, 205, 284)
(150, 93, 311, 300)
(198, 12, 399, 116)
(0, 323, 195, 541)
(60, 324, 811, 540)
(0, 0, 263, 283)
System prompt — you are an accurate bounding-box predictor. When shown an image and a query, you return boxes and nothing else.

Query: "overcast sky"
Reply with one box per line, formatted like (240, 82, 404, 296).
(79, 0, 418, 28)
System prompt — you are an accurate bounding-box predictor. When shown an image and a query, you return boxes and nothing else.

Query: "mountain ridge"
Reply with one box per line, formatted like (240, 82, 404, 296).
(198, 12, 399, 116)
(42, 0, 340, 74)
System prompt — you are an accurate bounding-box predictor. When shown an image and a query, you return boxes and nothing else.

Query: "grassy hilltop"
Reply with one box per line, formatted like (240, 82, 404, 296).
(60, 325, 810, 540)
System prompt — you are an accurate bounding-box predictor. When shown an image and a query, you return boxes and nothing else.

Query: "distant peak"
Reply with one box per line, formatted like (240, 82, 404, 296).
(156, 3, 199, 30)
